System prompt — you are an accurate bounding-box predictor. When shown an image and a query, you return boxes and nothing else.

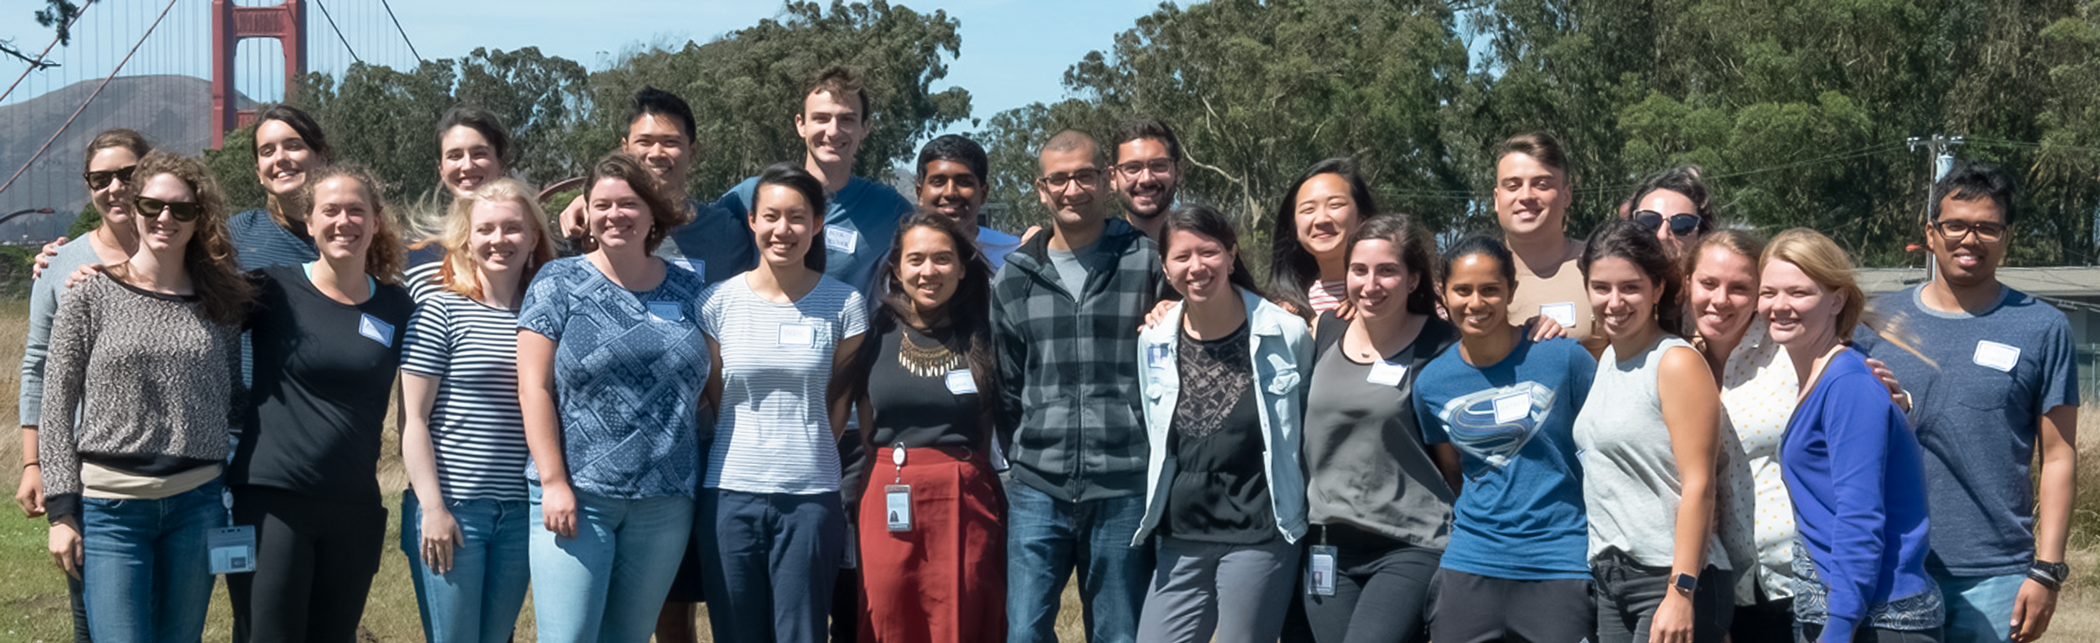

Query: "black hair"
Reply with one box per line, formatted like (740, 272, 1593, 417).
(915, 134, 988, 183)
(1580, 217, 1687, 337)
(847, 211, 1003, 441)
(1160, 203, 1264, 300)
(1342, 214, 1440, 316)
(1930, 159, 2019, 225)
(436, 104, 513, 168)
(752, 162, 828, 273)
(629, 86, 697, 142)
(1111, 114, 1183, 163)
(1440, 234, 1518, 289)
(1625, 165, 1714, 235)
(1267, 157, 1378, 317)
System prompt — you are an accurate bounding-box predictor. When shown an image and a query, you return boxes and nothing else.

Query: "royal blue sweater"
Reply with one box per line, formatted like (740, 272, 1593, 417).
(1782, 349, 1936, 641)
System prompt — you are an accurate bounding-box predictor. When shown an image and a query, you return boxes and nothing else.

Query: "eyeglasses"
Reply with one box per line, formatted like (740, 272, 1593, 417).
(135, 197, 203, 222)
(1114, 159, 1175, 178)
(1633, 210, 1701, 236)
(1930, 219, 2007, 242)
(83, 165, 137, 190)
(1036, 168, 1102, 191)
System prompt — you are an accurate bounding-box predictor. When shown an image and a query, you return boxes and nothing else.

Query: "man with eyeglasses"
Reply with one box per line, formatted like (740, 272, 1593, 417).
(1109, 115, 1184, 242)
(1853, 160, 2079, 643)
(992, 130, 1162, 643)
(915, 134, 1023, 270)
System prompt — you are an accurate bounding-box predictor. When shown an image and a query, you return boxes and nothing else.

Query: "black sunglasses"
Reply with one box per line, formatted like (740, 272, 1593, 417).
(135, 197, 203, 222)
(83, 165, 137, 190)
(1633, 210, 1701, 236)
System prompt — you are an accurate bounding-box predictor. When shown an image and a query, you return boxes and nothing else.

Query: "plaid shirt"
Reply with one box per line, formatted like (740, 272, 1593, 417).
(992, 218, 1162, 502)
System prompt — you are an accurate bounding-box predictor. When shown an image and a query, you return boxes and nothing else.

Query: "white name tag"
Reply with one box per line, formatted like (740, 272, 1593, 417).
(946, 370, 978, 395)
(885, 484, 913, 532)
(208, 526, 257, 574)
(1307, 544, 1337, 596)
(647, 301, 682, 323)
(1492, 392, 1531, 425)
(1973, 340, 2021, 373)
(1366, 360, 1408, 386)
(778, 322, 816, 347)
(358, 314, 393, 347)
(825, 225, 858, 254)
(1540, 302, 1578, 328)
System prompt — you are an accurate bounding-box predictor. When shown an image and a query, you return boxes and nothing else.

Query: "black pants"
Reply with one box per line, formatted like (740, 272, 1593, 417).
(1590, 552, 1732, 643)
(1731, 582, 1795, 643)
(227, 487, 387, 643)
(1796, 622, 1942, 643)
(1433, 569, 1596, 643)
(1301, 525, 1440, 643)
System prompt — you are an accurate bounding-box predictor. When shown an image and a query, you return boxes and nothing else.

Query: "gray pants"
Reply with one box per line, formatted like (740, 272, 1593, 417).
(1433, 569, 1596, 643)
(1592, 552, 1733, 643)
(1135, 536, 1298, 643)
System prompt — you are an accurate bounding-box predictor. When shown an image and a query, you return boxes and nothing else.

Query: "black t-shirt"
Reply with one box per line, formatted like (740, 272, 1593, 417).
(228, 264, 412, 505)
(1164, 321, 1274, 544)
(866, 323, 989, 452)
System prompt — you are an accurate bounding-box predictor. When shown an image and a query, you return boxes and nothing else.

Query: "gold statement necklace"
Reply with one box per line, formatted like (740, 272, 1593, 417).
(897, 328, 962, 378)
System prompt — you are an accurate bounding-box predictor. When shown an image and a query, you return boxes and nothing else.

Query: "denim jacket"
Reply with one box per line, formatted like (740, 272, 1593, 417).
(1132, 289, 1311, 545)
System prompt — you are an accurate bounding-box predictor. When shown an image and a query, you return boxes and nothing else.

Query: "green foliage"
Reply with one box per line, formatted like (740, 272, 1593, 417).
(204, 123, 267, 214)
(65, 202, 97, 239)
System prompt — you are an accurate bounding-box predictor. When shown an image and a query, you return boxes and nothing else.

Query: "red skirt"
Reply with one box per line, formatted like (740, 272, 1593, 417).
(857, 446, 1007, 643)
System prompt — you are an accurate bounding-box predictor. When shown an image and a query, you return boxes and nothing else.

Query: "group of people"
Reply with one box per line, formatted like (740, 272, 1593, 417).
(9, 61, 2079, 643)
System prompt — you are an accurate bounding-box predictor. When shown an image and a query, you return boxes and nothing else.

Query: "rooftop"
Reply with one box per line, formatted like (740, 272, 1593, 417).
(1857, 266, 2100, 298)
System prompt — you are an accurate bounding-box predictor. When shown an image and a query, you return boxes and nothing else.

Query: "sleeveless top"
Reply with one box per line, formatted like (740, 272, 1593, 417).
(1573, 334, 1730, 570)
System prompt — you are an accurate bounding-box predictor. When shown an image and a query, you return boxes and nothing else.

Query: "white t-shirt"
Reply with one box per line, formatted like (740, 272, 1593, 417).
(700, 273, 868, 494)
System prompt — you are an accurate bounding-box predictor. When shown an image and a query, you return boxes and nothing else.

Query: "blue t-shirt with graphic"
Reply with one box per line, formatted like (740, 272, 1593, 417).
(1415, 335, 1597, 580)
(1853, 284, 2081, 577)
(714, 175, 914, 296)
(517, 256, 711, 499)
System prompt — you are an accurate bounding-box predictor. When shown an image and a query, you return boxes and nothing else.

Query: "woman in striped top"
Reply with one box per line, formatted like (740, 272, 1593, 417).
(398, 178, 556, 643)
(1265, 158, 1373, 321)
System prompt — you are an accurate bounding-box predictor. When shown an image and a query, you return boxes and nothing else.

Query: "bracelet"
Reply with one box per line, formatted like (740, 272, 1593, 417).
(2029, 568, 2063, 592)
(21, 461, 36, 470)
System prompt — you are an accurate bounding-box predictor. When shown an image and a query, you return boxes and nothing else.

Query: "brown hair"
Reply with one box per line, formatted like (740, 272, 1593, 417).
(583, 153, 688, 255)
(1685, 228, 1765, 285)
(804, 65, 870, 116)
(1761, 228, 1866, 339)
(1495, 131, 1572, 181)
(298, 163, 406, 283)
(435, 178, 558, 301)
(114, 152, 254, 325)
(1342, 214, 1440, 316)
(81, 128, 151, 175)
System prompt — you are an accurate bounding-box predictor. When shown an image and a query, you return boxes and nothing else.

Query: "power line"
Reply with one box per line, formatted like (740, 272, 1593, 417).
(311, 0, 361, 64)
(0, 0, 180, 198)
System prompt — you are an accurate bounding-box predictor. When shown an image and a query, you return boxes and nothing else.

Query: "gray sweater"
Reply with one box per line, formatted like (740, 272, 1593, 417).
(38, 273, 243, 521)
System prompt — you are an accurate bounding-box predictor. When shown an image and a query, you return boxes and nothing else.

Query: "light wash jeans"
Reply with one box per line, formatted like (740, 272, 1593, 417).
(527, 483, 694, 643)
(1933, 568, 2024, 643)
(400, 489, 532, 643)
(81, 478, 225, 643)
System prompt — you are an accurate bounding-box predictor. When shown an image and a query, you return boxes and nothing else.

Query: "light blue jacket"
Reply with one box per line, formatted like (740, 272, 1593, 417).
(1133, 288, 1312, 545)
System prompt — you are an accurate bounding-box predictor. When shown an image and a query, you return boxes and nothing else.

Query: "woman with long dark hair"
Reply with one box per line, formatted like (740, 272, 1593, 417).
(845, 211, 1006, 642)
(1132, 203, 1311, 643)
(405, 105, 518, 291)
(1266, 158, 1375, 320)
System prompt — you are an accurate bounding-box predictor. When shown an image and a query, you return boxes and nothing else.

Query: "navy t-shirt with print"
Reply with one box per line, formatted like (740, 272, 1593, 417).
(1853, 285, 2080, 577)
(517, 256, 710, 500)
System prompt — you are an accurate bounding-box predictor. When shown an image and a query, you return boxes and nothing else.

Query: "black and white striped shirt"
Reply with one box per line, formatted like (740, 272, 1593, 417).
(401, 288, 530, 502)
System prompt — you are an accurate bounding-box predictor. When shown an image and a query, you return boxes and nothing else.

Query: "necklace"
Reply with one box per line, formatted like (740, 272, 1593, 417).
(897, 329, 962, 378)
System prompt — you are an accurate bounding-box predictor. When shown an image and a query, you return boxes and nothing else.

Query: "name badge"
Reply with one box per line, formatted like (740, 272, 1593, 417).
(670, 258, 705, 276)
(1307, 544, 1338, 596)
(826, 225, 858, 254)
(946, 370, 978, 395)
(647, 301, 683, 323)
(778, 322, 816, 347)
(1492, 392, 1531, 425)
(357, 314, 393, 347)
(209, 526, 257, 574)
(1540, 302, 1578, 328)
(885, 484, 913, 532)
(1366, 360, 1407, 386)
(1973, 340, 2021, 373)
(1146, 344, 1172, 370)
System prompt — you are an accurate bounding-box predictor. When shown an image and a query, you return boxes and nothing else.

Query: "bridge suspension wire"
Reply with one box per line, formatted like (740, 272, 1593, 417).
(313, 0, 361, 64)
(0, 0, 93, 105)
(379, 0, 423, 63)
(0, 0, 180, 197)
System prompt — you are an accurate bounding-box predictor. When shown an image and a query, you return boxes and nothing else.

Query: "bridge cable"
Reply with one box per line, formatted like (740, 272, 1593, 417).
(0, 0, 178, 197)
(312, 0, 361, 64)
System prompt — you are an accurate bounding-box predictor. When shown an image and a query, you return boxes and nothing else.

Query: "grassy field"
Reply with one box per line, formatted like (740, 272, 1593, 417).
(0, 297, 2092, 641)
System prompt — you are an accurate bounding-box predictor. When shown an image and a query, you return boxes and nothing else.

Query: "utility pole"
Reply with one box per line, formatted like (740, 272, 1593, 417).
(1907, 134, 1963, 281)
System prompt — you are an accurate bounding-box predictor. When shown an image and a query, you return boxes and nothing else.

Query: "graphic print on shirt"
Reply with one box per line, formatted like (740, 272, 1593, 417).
(1433, 381, 1556, 469)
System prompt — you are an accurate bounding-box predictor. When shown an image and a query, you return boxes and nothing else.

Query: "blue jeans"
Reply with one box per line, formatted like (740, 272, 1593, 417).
(1933, 568, 2023, 643)
(698, 488, 845, 643)
(400, 489, 531, 643)
(1004, 482, 1152, 643)
(80, 479, 225, 643)
(527, 484, 694, 643)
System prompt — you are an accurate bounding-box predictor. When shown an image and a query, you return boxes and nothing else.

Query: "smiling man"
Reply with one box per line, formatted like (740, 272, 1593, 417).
(1109, 115, 1183, 242)
(914, 134, 1022, 269)
(1493, 132, 1603, 353)
(1853, 161, 2079, 643)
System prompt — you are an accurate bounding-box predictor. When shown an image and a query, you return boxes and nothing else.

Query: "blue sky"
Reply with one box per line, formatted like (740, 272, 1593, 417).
(0, 0, 1180, 125)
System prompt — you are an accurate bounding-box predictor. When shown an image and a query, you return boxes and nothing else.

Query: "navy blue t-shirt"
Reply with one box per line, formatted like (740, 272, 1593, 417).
(713, 175, 913, 296)
(1415, 335, 1597, 580)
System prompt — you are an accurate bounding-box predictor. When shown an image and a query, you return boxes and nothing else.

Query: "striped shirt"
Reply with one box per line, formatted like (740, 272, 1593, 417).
(404, 261, 444, 304)
(228, 209, 319, 270)
(701, 273, 867, 495)
(401, 290, 530, 502)
(1306, 280, 1346, 316)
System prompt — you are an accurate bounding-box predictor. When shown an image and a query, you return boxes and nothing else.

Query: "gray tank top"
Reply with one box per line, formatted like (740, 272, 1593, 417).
(1573, 334, 1730, 570)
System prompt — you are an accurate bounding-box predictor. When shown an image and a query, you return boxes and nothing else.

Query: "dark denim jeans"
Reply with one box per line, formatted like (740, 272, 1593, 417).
(1591, 551, 1732, 643)
(80, 479, 225, 643)
(1004, 482, 1153, 643)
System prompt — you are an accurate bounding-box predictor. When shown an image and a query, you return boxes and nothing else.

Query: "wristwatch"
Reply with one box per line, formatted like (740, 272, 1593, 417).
(1671, 572, 1699, 595)
(2030, 560, 2070, 591)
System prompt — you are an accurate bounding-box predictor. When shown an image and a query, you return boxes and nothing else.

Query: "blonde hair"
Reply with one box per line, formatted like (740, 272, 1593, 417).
(1761, 228, 1865, 336)
(298, 163, 405, 283)
(434, 178, 557, 300)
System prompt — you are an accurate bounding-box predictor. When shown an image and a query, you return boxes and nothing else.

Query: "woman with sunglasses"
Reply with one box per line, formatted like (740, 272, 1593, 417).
(39, 151, 254, 642)
(1621, 167, 1713, 260)
(16, 128, 151, 642)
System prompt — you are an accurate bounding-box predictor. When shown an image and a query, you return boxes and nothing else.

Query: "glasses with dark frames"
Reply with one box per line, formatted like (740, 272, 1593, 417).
(135, 197, 203, 222)
(83, 165, 137, 190)
(1633, 210, 1702, 236)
